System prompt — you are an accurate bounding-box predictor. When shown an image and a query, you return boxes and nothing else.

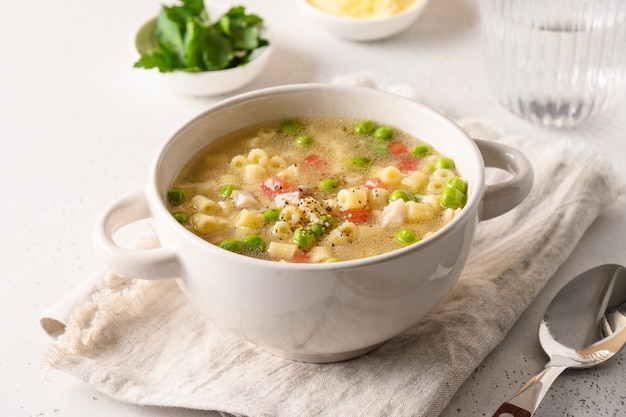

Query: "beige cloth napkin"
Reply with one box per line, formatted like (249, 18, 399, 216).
(40, 78, 624, 417)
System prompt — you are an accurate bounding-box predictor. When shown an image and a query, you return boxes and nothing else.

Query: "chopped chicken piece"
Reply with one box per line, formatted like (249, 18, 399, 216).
(231, 190, 260, 209)
(381, 199, 407, 228)
(274, 191, 301, 207)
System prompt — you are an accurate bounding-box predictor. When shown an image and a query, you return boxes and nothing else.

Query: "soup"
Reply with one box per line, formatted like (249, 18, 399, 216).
(167, 117, 468, 262)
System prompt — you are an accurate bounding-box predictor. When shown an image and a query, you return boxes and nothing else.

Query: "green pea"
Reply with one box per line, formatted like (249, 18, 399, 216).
(309, 224, 325, 236)
(366, 143, 389, 156)
(167, 188, 187, 206)
(374, 126, 394, 141)
(172, 212, 189, 224)
(294, 135, 314, 147)
(218, 238, 245, 253)
(354, 120, 377, 135)
(263, 208, 281, 222)
(293, 227, 316, 249)
(389, 189, 414, 202)
(445, 176, 468, 193)
(281, 119, 302, 135)
(440, 187, 467, 209)
(349, 156, 372, 169)
(319, 178, 339, 191)
(318, 214, 337, 230)
(244, 235, 267, 252)
(435, 156, 455, 170)
(219, 184, 237, 199)
(395, 227, 418, 245)
(410, 144, 431, 157)
(325, 257, 341, 263)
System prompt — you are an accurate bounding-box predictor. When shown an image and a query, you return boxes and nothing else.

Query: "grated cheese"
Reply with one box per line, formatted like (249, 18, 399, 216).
(307, 0, 418, 19)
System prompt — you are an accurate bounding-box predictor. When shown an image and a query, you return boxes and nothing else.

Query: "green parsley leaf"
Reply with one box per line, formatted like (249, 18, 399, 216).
(134, 0, 268, 73)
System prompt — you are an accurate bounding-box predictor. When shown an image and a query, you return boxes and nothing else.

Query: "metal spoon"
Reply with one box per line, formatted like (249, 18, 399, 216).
(492, 264, 626, 417)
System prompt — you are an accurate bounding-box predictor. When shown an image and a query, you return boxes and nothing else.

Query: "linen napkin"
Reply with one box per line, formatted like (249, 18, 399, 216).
(40, 77, 624, 417)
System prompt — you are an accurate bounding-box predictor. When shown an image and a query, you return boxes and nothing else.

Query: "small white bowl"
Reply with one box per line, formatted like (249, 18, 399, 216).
(296, 0, 429, 41)
(131, 10, 273, 96)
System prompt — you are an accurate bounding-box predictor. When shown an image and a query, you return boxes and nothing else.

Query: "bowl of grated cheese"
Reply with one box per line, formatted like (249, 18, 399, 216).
(296, 0, 429, 41)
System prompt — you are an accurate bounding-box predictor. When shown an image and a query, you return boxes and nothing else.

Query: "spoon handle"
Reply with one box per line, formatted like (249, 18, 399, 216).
(491, 365, 567, 417)
(492, 402, 531, 417)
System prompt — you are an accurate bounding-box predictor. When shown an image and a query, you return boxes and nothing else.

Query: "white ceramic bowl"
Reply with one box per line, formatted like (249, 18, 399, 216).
(131, 6, 273, 96)
(94, 84, 533, 363)
(296, 0, 430, 41)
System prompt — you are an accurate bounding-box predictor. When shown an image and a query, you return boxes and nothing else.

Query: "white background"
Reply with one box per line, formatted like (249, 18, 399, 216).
(1, 0, 624, 416)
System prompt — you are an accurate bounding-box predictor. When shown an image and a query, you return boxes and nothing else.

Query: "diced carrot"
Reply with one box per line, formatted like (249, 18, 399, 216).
(388, 141, 409, 156)
(292, 253, 311, 263)
(396, 156, 419, 172)
(365, 178, 386, 189)
(341, 208, 370, 224)
(261, 176, 298, 197)
(304, 154, 326, 170)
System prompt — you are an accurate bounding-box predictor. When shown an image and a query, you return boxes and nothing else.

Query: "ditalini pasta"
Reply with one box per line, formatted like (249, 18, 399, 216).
(167, 117, 468, 262)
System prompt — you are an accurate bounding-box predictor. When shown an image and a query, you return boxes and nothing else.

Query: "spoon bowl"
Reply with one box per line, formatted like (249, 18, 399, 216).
(493, 264, 626, 417)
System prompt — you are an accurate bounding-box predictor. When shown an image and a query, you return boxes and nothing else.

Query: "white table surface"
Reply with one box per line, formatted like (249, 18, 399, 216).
(2, 0, 625, 416)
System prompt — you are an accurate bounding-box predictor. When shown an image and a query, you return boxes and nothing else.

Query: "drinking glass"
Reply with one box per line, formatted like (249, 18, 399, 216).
(480, 0, 626, 128)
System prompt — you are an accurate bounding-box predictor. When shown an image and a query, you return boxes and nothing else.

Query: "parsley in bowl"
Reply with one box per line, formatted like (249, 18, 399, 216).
(132, 0, 273, 96)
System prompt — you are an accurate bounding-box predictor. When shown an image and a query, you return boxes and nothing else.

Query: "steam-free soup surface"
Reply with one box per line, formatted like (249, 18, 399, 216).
(167, 117, 468, 263)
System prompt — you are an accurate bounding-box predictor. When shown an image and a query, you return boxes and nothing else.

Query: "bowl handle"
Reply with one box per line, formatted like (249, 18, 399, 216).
(93, 188, 181, 280)
(475, 139, 534, 221)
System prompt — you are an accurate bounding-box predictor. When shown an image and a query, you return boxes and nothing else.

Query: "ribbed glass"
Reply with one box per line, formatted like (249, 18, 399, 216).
(480, 0, 626, 128)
